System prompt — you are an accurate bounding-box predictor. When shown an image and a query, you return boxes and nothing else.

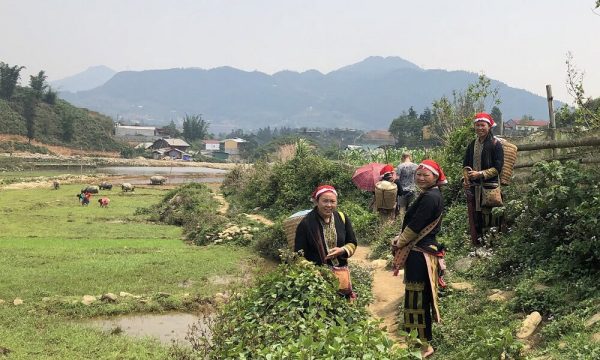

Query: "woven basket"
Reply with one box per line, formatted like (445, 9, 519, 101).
(283, 215, 305, 250)
(375, 181, 398, 210)
(497, 138, 518, 186)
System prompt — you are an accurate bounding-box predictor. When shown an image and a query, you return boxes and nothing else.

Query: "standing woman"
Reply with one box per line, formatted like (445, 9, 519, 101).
(294, 185, 358, 298)
(392, 160, 446, 359)
(463, 112, 504, 245)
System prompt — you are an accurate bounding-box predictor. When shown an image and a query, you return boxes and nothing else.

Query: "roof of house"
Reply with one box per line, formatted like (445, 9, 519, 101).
(117, 125, 156, 131)
(203, 140, 220, 144)
(506, 119, 549, 128)
(222, 137, 247, 143)
(161, 138, 190, 147)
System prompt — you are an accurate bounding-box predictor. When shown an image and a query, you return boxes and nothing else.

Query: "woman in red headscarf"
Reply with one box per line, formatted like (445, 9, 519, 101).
(391, 160, 446, 358)
(294, 185, 358, 298)
(463, 112, 505, 245)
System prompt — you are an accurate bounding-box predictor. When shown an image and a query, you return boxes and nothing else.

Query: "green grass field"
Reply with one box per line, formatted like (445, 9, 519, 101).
(0, 184, 262, 359)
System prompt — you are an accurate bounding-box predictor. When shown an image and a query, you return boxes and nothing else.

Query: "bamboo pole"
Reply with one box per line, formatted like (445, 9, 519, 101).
(516, 136, 600, 151)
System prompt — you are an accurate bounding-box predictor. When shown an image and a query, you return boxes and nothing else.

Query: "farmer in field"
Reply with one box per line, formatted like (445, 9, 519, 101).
(82, 191, 92, 206)
(98, 197, 110, 208)
(396, 151, 418, 219)
(463, 112, 504, 245)
(294, 185, 358, 300)
(391, 159, 447, 359)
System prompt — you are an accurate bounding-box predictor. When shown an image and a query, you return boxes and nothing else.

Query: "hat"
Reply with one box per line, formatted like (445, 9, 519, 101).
(474, 112, 496, 128)
(379, 164, 394, 176)
(311, 185, 337, 200)
(417, 160, 448, 186)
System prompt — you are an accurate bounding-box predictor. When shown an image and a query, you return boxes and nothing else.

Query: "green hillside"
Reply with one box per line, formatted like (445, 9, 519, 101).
(0, 87, 124, 152)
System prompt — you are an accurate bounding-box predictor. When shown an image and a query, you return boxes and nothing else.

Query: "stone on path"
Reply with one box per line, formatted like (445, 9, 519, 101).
(585, 312, 600, 328)
(449, 282, 474, 291)
(13, 298, 23, 306)
(0, 299, 5, 305)
(119, 291, 134, 298)
(517, 311, 542, 339)
(101, 293, 118, 303)
(592, 332, 600, 343)
(488, 289, 515, 302)
(82, 295, 96, 306)
(370, 259, 387, 269)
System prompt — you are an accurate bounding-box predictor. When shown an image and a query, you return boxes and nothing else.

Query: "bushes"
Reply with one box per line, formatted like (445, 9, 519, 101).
(188, 259, 418, 359)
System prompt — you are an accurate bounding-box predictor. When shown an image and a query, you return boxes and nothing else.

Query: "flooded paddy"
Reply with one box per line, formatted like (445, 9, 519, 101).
(98, 166, 228, 184)
(87, 312, 210, 345)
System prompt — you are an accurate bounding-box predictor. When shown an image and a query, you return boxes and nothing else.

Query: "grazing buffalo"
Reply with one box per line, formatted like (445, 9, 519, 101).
(99, 182, 113, 190)
(150, 176, 167, 185)
(121, 183, 135, 192)
(53, 181, 60, 190)
(81, 185, 99, 194)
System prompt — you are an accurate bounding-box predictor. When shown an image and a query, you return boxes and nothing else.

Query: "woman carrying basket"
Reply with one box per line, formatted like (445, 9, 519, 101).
(294, 185, 358, 300)
(391, 160, 447, 359)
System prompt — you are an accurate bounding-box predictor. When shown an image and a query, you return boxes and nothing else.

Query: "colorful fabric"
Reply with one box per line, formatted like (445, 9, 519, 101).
(474, 112, 496, 127)
(379, 164, 394, 177)
(311, 185, 337, 200)
(417, 160, 448, 186)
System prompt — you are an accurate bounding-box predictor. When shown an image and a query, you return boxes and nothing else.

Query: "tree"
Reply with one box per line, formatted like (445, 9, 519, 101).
(429, 75, 501, 145)
(388, 106, 422, 146)
(163, 120, 181, 138)
(44, 86, 58, 105)
(491, 106, 503, 132)
(419, 107, 432, 126)
(182, 114, 209, 141)
(0, 62, 25, 100)
(29, 70, 48, 99)
(61, 113, 75, 142)
(23, 91, 37, 143)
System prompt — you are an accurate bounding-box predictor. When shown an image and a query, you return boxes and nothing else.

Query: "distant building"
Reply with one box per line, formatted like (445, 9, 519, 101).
(150, 138, 191, 152)
(504, 119, 549, 135)
(358, 130, 396, 148)
(220, 138, 248, 162)
(152, 148, 192, 161)
(203, 140, 220, 151)
(115, 124, 157, 139)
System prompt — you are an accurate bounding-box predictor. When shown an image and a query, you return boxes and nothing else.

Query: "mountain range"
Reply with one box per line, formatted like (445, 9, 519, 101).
(59, 57, 555, 132)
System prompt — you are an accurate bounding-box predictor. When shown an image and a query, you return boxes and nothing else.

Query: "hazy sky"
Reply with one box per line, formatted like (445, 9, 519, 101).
(1, 0, 599, 102)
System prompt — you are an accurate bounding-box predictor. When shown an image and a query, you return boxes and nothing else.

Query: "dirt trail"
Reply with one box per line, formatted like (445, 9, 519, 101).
(351, 246, 405, 342)
(211, 191, 274, 226)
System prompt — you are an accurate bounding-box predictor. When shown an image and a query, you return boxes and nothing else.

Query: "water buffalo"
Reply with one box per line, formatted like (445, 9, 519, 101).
(121, 183, 135, 192)
(150, 176, 167, 185)
(99, 182, 113, 190)
(52, 181, 60, 190)
(81, 185, 99, 194)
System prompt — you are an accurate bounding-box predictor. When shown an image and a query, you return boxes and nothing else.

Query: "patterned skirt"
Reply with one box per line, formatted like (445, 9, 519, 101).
(403, 250, 440, 342)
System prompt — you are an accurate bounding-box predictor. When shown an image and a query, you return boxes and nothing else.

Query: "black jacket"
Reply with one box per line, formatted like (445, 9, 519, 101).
(463, 134, 504, 184)
(294, 208, 357, 266)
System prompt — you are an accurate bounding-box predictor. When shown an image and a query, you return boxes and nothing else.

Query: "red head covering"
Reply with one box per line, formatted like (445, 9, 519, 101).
(311, 185, 338, 200)
(379, 164, 394, 176)
(417, 160, 448, 186)
(474, 112, 496, 128)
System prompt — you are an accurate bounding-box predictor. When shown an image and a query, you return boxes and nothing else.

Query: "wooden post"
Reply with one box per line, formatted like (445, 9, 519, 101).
(546, 85, 556, 157)
(546, 85, 556, 131)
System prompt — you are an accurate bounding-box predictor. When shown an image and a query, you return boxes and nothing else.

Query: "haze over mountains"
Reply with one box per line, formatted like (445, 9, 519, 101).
(59, 57, 555, 132)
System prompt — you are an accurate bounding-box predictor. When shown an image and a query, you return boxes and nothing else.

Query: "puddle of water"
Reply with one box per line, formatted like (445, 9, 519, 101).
(87, 312, 210, 345)
(98, 166, 228, 175)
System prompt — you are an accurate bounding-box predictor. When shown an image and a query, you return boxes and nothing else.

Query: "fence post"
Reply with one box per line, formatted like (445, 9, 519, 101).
(546, 85, 556, 157)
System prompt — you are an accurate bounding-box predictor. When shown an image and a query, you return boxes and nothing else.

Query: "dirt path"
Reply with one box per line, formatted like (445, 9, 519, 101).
(351, 246, 405, 342)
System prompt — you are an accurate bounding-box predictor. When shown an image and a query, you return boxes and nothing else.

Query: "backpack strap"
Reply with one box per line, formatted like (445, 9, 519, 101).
(338, 211, 346, 224)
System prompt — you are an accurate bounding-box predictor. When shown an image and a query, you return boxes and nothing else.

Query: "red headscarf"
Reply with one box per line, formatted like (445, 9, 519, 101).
(379, 164, 394, 176)
(311, 185, 338, 200)
(417, 160, 448, 186)
(473, 112, 496, 128)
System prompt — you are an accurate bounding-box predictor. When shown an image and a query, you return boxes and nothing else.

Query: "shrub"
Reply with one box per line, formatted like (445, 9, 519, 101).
(252, 220, 287, 260)
(189, 259, 419, 359)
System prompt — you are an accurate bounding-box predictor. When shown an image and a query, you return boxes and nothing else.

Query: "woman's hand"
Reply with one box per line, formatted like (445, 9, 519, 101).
(325, 247, 346, 260)
(467, 170, 483, 180)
